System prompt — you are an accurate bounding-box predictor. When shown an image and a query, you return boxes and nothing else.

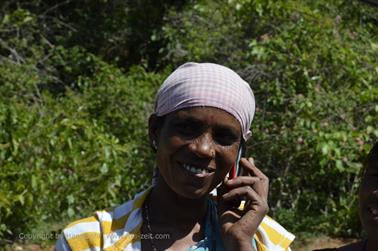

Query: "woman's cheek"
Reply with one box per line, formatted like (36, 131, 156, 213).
(220, 151, 238, 173)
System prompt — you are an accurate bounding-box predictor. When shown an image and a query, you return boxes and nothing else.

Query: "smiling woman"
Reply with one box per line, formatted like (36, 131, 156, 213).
(55, 63, 295, 251)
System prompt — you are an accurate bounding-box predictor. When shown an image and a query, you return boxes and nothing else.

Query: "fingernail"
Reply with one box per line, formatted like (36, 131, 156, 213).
(249, 157, 255, 165)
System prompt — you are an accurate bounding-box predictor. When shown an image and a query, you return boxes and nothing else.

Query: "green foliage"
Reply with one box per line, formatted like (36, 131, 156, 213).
(0, 0, 377, 242)
(243, 1, 377, 236)
(0, 58, 166, 239)
(160, 0, 248, 67)
(0, 0, 186, 70)
(0, 8, 166, 238)
(156, 0, 378, 236)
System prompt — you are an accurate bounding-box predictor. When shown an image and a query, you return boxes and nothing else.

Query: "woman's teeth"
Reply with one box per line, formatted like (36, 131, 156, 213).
(182, 164, 209, 174)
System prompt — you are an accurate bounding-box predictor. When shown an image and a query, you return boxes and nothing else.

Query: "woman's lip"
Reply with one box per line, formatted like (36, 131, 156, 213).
(178, 162, 214, 178)
(177, 161, 215, 173)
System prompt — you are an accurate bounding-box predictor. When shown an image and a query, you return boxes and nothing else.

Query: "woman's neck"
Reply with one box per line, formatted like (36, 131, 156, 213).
(148, 177, 208, 228)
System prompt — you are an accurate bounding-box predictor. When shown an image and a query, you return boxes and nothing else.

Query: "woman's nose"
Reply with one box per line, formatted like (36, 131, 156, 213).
(188, 133, 215, 158)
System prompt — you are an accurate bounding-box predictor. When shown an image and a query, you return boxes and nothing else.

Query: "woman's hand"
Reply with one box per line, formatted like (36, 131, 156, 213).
(217, 157, 269, 251)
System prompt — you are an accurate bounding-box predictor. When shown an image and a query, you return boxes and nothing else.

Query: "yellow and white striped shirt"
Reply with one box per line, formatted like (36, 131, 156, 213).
(56, 188, 294, 251)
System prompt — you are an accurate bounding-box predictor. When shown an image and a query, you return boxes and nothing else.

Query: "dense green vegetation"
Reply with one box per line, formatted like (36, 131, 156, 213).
(0, 0, 377, 244)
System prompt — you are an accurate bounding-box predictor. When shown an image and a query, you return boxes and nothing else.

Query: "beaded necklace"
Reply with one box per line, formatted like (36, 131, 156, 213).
(142, 199, 158, 251)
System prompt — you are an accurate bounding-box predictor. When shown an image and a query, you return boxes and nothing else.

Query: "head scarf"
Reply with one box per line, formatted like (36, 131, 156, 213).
(154, 62, 255, 141)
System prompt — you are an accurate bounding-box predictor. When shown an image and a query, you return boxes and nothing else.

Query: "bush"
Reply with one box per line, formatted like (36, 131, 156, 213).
(0, 11, 166, 237)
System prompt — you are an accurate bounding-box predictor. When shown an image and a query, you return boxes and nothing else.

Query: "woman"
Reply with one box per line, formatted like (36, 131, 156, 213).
(55, 63, 294, 251)
(315, 142, 378, 251)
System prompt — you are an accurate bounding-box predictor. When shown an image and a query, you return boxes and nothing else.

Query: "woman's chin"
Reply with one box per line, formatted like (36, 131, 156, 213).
(174, 186, 211, 200)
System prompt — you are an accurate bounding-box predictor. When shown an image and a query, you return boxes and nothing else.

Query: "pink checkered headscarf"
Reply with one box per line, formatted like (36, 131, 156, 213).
(154, 62, 255, 141)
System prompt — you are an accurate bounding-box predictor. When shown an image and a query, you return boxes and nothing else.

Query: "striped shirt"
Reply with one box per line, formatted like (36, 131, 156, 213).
(56, 188, 294, 251)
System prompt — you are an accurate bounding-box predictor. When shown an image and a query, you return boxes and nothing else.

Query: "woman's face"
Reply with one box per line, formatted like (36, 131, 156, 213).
(150, 107, 242, 199)
(359, 159, 378, 240)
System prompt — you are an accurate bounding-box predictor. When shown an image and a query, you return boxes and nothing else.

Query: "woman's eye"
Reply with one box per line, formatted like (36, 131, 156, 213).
(174, 123, 197, 136)
(214, 131, 239, 146)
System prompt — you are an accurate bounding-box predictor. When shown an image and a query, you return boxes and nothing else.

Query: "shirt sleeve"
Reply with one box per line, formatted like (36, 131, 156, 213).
(55, 234, 72, 251)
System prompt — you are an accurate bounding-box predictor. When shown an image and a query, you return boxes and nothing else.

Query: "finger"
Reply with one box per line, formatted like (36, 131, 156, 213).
(220, 186, 259, 211)
(222, 158, 269, 205)
(221, 186, 269, 217)
(249, 157, 255, 165)
(238, 159, 269, 194)
(224, 176, 261, 189)
(239, 157, 255, 177)
(222, 186, 261, 202)
(241, 158, 269, 193)
(240, 157, 269, 181)
(239, 159, 251, 177)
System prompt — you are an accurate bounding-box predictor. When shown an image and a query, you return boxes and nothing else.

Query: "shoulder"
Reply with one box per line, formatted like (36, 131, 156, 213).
(60, 215, 102, 250)
(56, 188, 151, 251)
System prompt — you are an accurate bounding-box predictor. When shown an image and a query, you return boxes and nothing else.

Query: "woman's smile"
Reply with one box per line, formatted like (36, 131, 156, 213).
(180, 162, 213, 175)
(177, 163, 215, 189)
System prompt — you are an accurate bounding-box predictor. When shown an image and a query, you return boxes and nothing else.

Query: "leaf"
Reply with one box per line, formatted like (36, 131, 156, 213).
(321, 144, 329, 155)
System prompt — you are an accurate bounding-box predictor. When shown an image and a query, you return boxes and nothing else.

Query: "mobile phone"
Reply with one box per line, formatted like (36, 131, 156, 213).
(228, 141, 246, 179)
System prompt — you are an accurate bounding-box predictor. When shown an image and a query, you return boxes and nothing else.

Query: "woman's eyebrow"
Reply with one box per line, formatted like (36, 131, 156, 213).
(174, 115, 239, 134)
(174, 115, 201, 123)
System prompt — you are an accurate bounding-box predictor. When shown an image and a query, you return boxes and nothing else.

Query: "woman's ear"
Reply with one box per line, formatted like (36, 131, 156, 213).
(148, 114, 161, 151)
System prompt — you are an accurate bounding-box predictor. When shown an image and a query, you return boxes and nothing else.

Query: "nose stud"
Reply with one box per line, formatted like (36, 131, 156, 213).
(189, 142, 215, 158)
(210, 149, 215, 158)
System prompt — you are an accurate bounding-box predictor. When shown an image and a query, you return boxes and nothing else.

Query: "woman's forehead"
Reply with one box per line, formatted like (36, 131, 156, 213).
(168, 107, 241, 131)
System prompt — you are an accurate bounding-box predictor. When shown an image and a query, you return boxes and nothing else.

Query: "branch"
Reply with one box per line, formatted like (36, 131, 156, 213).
(40, 0, 73, 16)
